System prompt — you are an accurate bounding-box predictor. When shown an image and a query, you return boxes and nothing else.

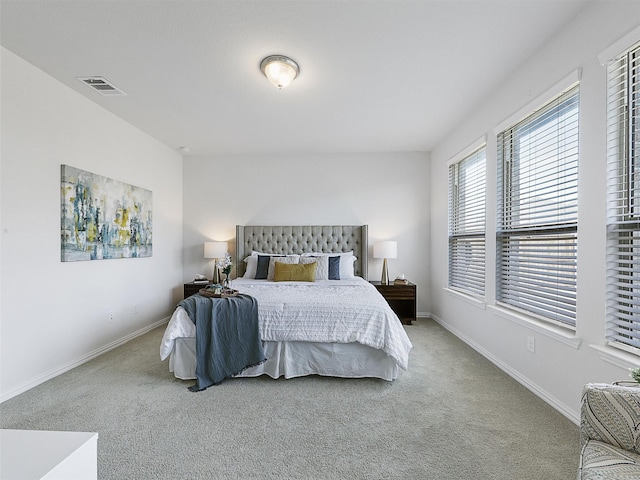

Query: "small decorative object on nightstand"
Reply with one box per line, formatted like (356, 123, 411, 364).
(394, 274, 409, 285)
(371, 280, 416, 325)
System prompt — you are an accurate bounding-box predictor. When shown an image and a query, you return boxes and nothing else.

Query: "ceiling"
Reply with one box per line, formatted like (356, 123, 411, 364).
(1, 0, 592, 156)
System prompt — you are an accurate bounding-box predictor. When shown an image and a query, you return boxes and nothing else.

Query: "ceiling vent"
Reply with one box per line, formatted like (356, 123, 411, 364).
(76, 76, 126, 96)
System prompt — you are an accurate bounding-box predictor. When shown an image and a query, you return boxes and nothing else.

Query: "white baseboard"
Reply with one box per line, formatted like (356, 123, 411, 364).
(0, 317, 170, 404)
(431, 313, 580, 425)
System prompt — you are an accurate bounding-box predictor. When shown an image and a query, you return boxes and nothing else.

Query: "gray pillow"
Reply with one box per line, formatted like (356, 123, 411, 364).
(255, 255, 277, 279)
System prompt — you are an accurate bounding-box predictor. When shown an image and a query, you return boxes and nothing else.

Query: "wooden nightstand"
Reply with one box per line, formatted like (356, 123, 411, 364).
(184, 281, 211, 299)
(371, 281, 416, 325)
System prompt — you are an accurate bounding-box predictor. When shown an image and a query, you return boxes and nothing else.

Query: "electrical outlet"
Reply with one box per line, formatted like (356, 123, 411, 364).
(527, 336, 535, 353)
(108, 312, 114, 322)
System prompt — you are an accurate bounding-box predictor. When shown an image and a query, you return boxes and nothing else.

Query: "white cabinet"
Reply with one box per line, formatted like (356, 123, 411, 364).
(1, 429, 98, 480)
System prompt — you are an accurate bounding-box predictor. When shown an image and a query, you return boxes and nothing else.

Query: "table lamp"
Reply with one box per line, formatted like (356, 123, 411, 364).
(373, 241, 397, 285)
(204, 241, 227, 284)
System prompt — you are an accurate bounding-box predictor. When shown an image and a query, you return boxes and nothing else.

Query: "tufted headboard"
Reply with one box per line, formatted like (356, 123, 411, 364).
(236, 225, 368, 279)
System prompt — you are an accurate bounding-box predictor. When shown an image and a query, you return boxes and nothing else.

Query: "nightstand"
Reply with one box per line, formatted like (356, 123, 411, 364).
(371, 281, 416, 325)
(184, 281, 210, 299)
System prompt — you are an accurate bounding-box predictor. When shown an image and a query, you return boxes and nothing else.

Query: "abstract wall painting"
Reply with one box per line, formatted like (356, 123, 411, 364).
(60, 165, 152, 262)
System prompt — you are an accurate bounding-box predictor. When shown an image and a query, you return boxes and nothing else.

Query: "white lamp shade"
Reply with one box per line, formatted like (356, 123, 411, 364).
(204, 241, 227, 259)
(373, 241, 397, 259)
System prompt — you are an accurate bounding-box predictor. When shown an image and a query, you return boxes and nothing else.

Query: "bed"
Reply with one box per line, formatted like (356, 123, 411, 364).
(160, 225, 413, 382)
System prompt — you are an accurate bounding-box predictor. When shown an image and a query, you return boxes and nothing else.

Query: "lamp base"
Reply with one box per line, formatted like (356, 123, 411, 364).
(212, 264, 220, 284)
(381, 258, 389, 285)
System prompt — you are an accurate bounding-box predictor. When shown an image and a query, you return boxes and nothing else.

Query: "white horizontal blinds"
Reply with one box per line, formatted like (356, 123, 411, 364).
(607, 43, 640, 352)
(497, 84, 580, 327)
(448, 146, 486, 296)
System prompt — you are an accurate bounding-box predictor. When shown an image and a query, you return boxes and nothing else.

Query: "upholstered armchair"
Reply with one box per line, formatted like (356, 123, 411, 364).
(579, 383, 640, 479)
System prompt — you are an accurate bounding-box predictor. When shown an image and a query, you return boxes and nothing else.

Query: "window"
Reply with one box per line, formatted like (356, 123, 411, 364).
(448, 145, 486, 296)
(497, 84, 580, 328)
(606, 42, 640, 354)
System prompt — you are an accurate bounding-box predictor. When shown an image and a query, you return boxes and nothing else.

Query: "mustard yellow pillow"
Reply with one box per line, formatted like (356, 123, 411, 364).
(273, 261, 317, 282)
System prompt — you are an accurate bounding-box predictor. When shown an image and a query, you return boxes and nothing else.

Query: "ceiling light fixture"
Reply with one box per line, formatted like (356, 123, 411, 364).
(260, 55, 299, 89)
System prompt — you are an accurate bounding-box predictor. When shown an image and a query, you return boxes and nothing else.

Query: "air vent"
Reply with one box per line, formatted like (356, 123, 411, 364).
(76, 76, 126, 96)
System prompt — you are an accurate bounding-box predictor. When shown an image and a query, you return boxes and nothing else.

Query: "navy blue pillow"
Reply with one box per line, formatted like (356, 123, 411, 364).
(328, 256, 341, 280)
(255, 255, 272, 280)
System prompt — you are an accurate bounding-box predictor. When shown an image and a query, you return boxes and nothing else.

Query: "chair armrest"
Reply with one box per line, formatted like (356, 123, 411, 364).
(580, 383, 640, 453)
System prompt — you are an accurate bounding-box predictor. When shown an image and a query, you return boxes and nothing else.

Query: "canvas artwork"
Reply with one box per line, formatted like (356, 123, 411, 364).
(60, 165, 152, 261)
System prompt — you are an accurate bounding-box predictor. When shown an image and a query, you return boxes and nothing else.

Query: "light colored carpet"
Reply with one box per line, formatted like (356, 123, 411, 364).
(0, 319, 580, 479)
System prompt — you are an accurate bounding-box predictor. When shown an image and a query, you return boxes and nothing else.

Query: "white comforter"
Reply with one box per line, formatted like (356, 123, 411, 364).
(160, 277, 412, 369)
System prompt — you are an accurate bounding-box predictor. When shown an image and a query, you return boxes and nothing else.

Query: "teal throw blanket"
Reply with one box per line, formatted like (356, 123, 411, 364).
(178, 294, 265, 392)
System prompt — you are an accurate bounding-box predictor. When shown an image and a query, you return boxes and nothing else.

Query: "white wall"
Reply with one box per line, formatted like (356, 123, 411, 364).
(429, 3, 640, 423)
(182, 153, 430, 314)
(0, 48, 184, 401)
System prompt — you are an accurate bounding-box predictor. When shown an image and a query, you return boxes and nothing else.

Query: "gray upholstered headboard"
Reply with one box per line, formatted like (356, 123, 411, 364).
(236, 225, 368, 279)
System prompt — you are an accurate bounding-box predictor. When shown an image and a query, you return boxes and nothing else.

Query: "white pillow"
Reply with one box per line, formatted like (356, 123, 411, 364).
(340, 255, 356, 279)
(243, 256, 258, 279)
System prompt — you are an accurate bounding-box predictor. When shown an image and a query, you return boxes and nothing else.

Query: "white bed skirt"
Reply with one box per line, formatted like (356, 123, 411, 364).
(169, 338, 399, 382)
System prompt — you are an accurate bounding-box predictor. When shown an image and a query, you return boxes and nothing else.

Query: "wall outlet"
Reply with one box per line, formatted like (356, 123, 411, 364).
(526, 336, 535, 353)
(108, 312, 115, 322)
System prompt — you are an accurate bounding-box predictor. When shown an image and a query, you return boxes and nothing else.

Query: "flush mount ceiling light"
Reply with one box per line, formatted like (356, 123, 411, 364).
(260, 55, 299, 89)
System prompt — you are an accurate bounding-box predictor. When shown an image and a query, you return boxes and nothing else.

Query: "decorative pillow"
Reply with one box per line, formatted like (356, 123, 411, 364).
(254, 255, 278, 279)
(328, 256, 341, 279)
(267, 255, 299, 281)
(273, 261, 317, 282)
(299, 256, 327, 280)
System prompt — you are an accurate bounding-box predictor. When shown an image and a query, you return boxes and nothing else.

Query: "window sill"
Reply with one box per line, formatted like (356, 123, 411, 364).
(589, 344, 640, 369)
(488, 304, 582, 349)
(444, 287, 487, 310)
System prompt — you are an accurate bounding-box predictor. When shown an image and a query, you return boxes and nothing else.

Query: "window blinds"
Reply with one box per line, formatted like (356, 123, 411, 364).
(448, 146, 486, 296)
(497, 84, 580, 327)
(606, 43, 640, 352)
